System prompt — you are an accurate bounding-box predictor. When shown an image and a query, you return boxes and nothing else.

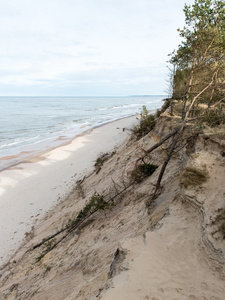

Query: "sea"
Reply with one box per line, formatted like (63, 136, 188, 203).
(0, 96, 165, 170)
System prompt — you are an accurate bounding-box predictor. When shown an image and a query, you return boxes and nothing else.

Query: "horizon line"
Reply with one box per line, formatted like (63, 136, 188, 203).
(0, 94, 167, 98)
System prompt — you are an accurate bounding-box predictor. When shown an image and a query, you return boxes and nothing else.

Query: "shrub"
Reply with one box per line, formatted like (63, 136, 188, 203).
(132, 106, 156, 139)
(68, 192, 111, 228)
(131, 162, 158, 183)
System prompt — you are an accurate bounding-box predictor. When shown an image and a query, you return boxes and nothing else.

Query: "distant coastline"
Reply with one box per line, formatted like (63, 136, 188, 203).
(0, 96, 164, 171)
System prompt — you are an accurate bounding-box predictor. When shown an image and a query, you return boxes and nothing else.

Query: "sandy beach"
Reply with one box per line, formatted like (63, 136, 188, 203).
(0, 116, 138, 268)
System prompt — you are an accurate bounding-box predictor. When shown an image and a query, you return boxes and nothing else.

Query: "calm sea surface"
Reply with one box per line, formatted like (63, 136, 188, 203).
(0, 96, 164, 170)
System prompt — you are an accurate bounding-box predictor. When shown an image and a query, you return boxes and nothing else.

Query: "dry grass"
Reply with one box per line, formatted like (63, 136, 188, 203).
(215, 208, 225, 239)
(95, 151, 115, 174)
(202, 108, 225, 127)
(180, 166, 209, 188)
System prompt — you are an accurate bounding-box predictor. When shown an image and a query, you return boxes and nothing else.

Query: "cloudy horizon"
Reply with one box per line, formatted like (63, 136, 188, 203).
(0, 0, 195, 96)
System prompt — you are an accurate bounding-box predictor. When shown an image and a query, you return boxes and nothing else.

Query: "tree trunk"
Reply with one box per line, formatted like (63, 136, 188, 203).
(182, 47, 197, 119)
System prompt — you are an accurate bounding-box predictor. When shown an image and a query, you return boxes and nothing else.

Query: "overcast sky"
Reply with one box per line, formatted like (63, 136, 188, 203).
(0, 0, 195, 96)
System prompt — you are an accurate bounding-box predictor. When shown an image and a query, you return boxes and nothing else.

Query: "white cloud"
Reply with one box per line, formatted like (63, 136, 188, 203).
(0, 0, 195, 96)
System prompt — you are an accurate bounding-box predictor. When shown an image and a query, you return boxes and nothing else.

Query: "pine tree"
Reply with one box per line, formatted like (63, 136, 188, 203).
(169, 0, 225, 119)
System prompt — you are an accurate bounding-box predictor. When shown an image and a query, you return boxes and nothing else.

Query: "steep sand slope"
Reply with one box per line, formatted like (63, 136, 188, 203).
(0, 114, 224, 300)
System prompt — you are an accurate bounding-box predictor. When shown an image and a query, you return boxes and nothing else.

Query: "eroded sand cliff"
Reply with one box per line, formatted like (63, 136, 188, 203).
(0, 110, 225, 300)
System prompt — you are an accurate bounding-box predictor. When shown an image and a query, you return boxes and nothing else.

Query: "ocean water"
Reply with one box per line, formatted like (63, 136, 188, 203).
(0, 96, 164, 170)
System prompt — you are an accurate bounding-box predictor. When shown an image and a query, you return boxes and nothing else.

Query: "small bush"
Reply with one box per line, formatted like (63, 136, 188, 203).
(180, 166, 208, 188)
(68, 192, 111, 227)
(131, 163, 158, 183)
(132, 106, 156, 139)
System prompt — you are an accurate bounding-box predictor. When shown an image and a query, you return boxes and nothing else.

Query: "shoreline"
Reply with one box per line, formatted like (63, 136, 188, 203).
(0, 114, 139, 173)
(0, 115, 138, 268)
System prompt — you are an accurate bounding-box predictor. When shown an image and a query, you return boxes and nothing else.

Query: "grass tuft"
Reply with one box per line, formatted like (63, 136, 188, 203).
(95, 151, 116, 174)
(180, 166, 208, 188)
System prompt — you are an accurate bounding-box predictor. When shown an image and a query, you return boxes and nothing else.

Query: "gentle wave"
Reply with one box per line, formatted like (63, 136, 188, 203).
(98, 102, 151, 111)
(0, 96, 165, 168)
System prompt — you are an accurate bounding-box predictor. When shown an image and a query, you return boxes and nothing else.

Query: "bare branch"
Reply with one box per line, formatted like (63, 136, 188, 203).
(211, 97, 225, 108)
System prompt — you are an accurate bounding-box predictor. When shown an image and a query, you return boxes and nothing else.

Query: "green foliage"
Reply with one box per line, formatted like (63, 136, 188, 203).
(180, 166, 208, 188)
(69, 192, 111, 227)
(132, 106, 156, 139)
(131, 163, 158, 183)
(169, 0, 225, 110)
(139, 163, 158, 176)
(36, 254, 44, 262)
(44, 239, 56, 251)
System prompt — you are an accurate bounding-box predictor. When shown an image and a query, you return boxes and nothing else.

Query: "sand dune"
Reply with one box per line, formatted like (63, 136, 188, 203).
(0, 113, 224, 300)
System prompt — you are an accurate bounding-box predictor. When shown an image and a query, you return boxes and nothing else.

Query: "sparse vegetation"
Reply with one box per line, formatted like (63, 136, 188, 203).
(201, 108, 225, 127)
(180, 166, 209, 188)
(78, 192, 110, 220)
(67, 192, 112, 228)
(34, 191, 114, 261)
(44, 239, 56, 251)
(131, 162, 158, 183)
(132, 106, 156, 139)
(95, 151, 115, 174)
(75, 181, 85, 198)
(156, 99, 171, 117)
(36, 254, 45, 262)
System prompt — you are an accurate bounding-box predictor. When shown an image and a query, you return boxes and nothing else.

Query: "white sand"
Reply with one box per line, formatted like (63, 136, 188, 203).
(0, 116, 137, 268)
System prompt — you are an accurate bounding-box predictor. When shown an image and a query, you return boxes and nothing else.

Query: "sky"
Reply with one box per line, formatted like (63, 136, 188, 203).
(0, 0, 195, 96)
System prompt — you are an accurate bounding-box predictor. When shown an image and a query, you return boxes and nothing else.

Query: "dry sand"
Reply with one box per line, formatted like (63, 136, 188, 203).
(0, 112, 224, 300)
(0, 116, 138, 268)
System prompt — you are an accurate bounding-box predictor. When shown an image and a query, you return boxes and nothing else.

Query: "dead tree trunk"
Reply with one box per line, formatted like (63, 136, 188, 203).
(152, 70, 218, 197)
